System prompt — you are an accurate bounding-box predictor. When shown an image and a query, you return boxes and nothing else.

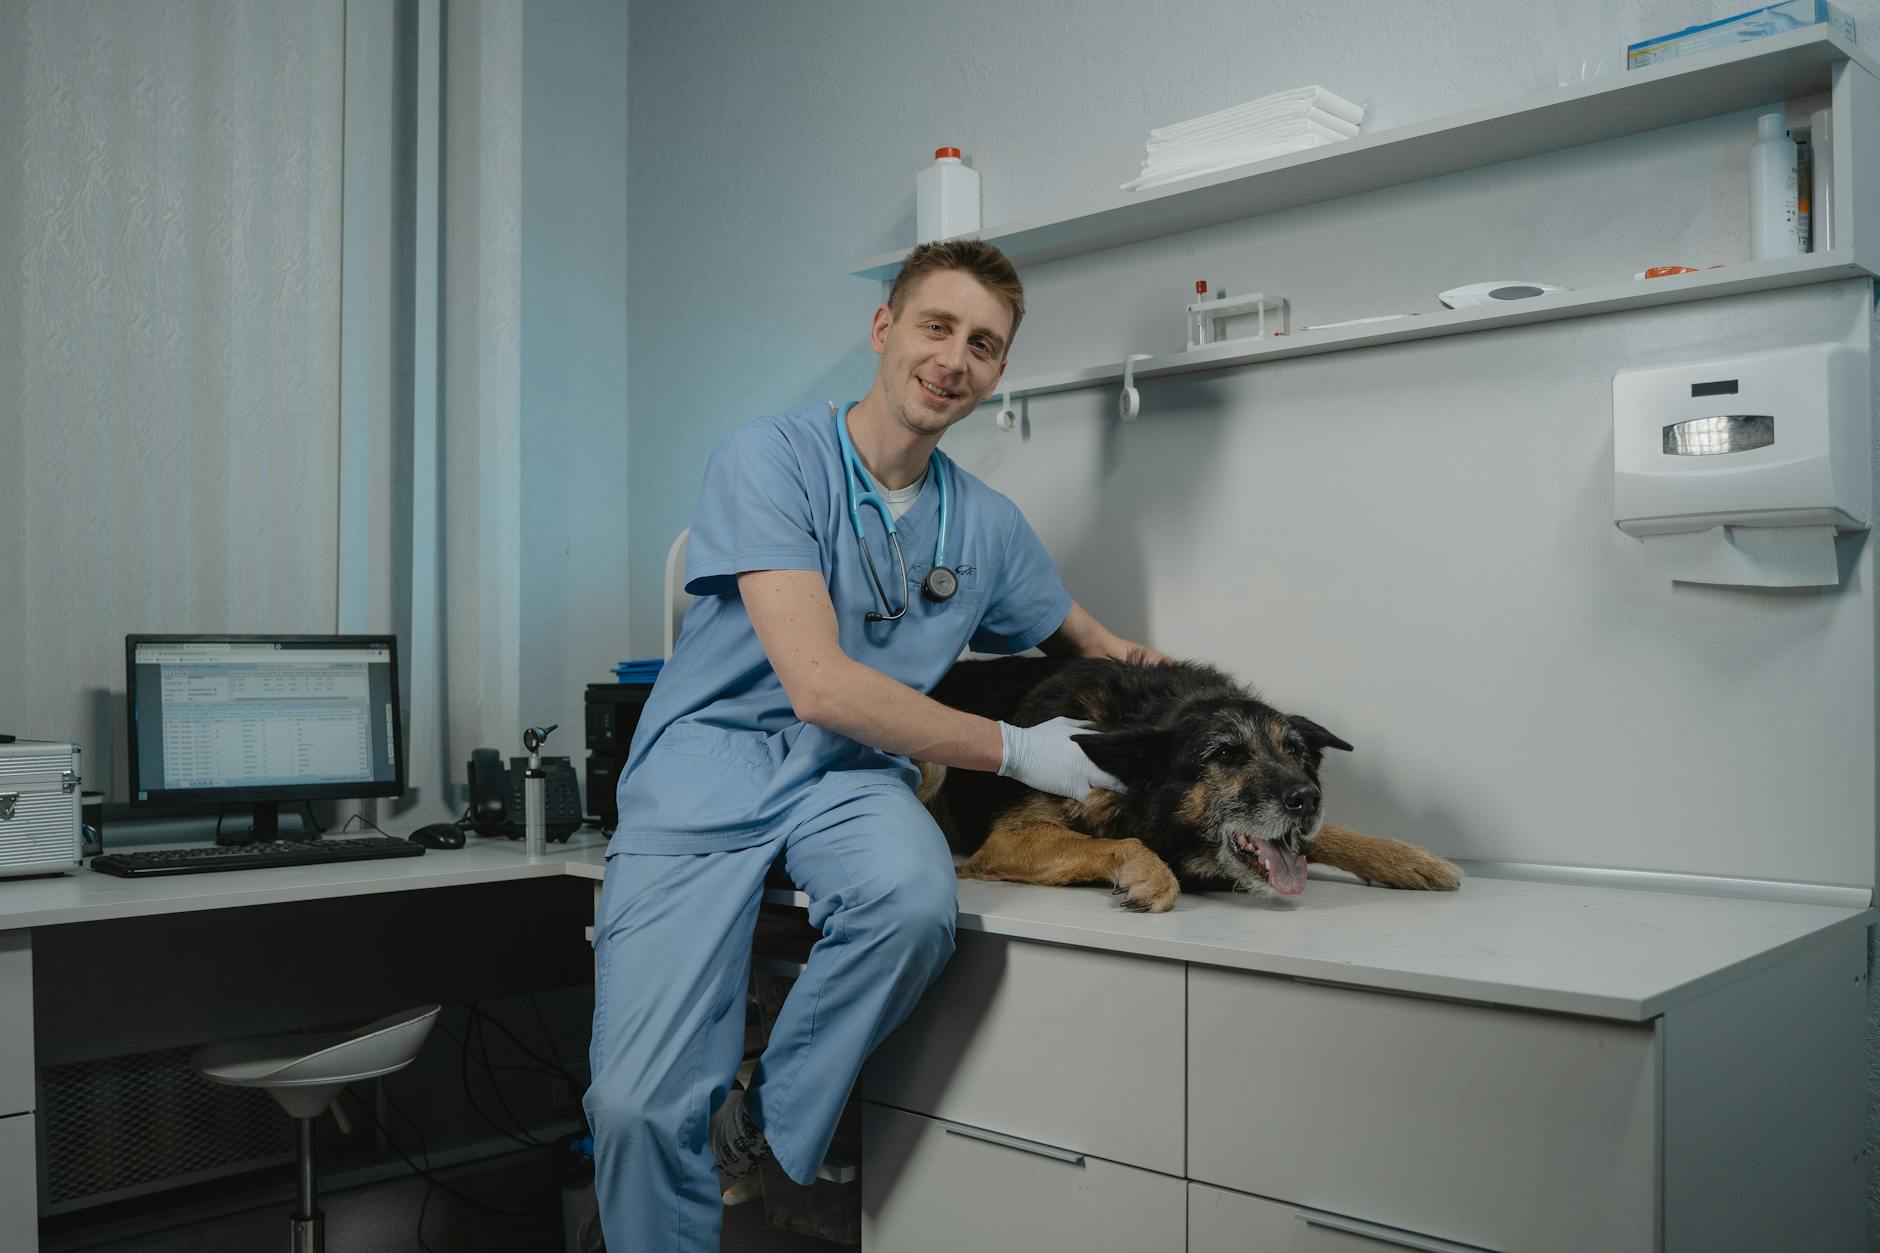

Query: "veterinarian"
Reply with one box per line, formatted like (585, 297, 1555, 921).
(584, 238, 1168, 1250)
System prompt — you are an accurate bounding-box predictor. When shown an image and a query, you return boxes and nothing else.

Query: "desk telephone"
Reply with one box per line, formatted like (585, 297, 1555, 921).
(467, 747, 583, 841)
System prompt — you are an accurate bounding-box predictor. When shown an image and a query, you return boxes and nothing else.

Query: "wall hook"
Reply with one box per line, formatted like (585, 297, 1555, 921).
(995, 387, 1018, 432)
(1118, 355, 1151, 421)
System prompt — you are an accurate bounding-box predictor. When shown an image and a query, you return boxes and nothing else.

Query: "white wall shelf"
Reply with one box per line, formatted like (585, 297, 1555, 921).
(851, 25, 1875, 281)
(981, 252, 1869, 407)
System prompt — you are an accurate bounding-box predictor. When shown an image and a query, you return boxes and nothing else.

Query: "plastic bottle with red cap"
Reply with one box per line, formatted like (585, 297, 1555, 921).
(916, 146, 980, 244)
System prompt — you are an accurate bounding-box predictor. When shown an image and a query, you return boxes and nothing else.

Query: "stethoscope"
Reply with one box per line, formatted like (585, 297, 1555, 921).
(831, 400, 955, 622)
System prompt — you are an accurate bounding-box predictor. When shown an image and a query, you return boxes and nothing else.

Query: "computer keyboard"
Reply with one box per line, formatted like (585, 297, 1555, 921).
(90, 835, 425, 878)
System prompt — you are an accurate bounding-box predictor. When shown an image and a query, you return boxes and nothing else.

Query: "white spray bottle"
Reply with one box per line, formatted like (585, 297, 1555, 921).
(1749, 111, 1800, 261)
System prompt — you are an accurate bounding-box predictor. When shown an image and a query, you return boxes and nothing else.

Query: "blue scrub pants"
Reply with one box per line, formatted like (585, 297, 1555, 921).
(584, 783, 958, 1252)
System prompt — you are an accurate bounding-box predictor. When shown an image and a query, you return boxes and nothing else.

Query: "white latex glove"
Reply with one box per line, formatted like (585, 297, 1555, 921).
(997, 716, 1125, 802)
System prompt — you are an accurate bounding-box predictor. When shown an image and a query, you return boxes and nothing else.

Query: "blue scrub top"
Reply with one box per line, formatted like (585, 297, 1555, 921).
(611, 402, 1073, 854)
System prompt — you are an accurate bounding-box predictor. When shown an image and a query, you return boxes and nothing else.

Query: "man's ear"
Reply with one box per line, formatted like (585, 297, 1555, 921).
(870, 303, 892, 354)
(1289, 715, 1354, 754)
(1073, 727, 1171, 780)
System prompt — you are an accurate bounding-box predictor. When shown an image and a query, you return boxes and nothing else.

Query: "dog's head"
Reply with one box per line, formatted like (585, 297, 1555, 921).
(1076, 698, 1352, 899)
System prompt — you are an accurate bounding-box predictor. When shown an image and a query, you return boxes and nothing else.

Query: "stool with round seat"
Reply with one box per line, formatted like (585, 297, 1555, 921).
(191, 1005, 441, 1253)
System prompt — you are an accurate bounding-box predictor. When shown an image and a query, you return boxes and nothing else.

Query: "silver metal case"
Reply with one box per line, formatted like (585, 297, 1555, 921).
(0, 740, 84, 877)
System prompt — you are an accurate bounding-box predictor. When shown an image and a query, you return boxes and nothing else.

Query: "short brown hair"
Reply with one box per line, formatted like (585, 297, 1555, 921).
(886, 239, 1025, 354)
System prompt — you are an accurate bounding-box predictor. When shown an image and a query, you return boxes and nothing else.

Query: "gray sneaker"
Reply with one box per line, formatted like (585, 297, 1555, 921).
(711, 1086, 768, 1206)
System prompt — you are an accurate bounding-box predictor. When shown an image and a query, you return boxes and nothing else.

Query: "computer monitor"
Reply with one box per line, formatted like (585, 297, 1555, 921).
(126, 634, 405, 841)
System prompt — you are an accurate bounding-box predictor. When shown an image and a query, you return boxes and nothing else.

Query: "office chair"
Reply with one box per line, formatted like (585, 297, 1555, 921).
(191, 1005, 441, 1253)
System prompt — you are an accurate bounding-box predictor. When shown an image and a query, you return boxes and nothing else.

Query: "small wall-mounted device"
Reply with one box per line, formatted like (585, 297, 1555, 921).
(1613, 342, 1869, 536)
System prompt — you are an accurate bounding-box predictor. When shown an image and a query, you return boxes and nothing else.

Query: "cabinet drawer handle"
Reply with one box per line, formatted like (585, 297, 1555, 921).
(941, 1121, 1084, 1166)
(1297, 1208, 1495, 1253)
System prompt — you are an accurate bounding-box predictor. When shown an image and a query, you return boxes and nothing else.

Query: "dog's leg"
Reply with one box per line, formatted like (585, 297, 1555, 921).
(1304, 824, 1462, 891)
(913, 759, 946, 804)
(959, 798, 1181, 913)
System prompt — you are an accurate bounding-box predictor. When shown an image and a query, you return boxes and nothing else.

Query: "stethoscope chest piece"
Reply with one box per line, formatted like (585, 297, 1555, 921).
(834, 400, 955, 624)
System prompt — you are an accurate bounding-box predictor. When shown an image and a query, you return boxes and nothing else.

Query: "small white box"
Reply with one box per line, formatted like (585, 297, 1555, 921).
(0, 740, 84, 878)
(1613, 343, 1869, 536)
(1627, 1, 1856, 70)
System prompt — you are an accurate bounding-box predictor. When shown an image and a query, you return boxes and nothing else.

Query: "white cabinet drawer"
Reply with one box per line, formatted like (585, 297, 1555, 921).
(0, 1113, 36, 1253)
(861, 1102, 1184, 1253)
(1191, 1181, 1494, 1253)
(860, 930, 1184, 1174)
(0, 934, 31, 1115)
(1188, 968, 1657, 1253)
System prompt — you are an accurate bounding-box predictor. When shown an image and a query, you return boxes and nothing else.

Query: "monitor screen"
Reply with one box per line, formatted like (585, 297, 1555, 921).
(126, 635, 405, 836)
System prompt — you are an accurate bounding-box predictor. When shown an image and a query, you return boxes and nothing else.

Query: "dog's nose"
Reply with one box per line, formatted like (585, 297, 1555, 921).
(1281, 783, 1319, 814)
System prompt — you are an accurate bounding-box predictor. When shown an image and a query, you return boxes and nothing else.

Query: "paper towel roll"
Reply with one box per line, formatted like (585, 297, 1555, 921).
(1640, 525, 1841, 587)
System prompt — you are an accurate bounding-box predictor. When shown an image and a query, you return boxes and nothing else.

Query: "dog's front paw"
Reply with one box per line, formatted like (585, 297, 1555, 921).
(1113, 845, 1180, 912)
(1370, 840, 1462, 891)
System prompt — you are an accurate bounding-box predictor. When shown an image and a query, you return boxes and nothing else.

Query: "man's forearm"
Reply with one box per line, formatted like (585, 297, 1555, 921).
(794, 654, 1004, 771)
(1040, 601, 1170, 664)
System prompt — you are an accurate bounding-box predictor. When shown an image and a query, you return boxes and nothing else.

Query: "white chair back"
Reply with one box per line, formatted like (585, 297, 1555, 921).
(664, 530, 692, 660)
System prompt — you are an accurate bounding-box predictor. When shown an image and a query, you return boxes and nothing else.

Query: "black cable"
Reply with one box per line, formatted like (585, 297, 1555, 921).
(474, 1002, 592, 1140)
(341, 1087, 557, 1220)
(472, 1008, 547, 1151)
(337, 813, 392, 838)
(434, 1016, 546, 1151)
(374, 1081, 438, 1253)
(473, 1003, 586, 1096)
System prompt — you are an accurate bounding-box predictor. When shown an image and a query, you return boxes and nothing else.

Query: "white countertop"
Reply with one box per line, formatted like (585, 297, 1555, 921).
(933, 872, 1873, 1022)
(3, 831, 1867, 1023)
(0, 830, 612, 931)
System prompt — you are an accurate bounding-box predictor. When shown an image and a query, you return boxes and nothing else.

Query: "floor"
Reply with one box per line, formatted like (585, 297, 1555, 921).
(47, 1149, 860, 1252)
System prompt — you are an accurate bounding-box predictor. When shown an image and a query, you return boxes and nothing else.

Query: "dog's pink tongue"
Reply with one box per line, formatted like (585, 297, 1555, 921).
(1257, 839, 1307, 895)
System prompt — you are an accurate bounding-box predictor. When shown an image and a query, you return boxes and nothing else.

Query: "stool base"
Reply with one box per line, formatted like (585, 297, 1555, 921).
(290, 1209, 324, 1253)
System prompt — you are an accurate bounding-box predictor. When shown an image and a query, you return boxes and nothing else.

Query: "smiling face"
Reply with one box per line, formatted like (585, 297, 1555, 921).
(868, 269, 1013, 440)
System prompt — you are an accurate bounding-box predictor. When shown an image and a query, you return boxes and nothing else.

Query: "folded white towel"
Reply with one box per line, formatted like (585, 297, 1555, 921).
(1144, 112, 1358, 156)
(1131, 118, 1356, 182)
(1147, 104, 1361, 151)
(1148, 85, 1365, 139)
(1123, 84, 1365, 193)
(1122, 134, 1334, 192)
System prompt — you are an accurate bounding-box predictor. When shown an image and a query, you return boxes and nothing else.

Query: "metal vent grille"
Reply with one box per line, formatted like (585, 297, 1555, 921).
(40, 1047, 295, 1212)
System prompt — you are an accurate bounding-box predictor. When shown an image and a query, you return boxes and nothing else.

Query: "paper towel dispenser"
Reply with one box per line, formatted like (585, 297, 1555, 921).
(1613, 342, 1869, 537)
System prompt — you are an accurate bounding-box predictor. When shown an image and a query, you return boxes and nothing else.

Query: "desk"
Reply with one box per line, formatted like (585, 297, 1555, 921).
(0, 839, 1870, 1251)
(0, 831, 612, 1251)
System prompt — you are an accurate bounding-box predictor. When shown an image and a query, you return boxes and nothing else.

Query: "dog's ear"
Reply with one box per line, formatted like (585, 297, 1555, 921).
(1073, 727, 1171, 780)
(1289, 716, 1353, 754)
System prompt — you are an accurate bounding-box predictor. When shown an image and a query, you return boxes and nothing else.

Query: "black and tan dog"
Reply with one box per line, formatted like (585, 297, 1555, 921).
(917, 656, 1461, 912)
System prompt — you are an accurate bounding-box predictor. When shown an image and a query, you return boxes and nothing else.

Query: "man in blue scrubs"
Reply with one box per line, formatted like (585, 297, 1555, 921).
(585, 240, 1165, 1250)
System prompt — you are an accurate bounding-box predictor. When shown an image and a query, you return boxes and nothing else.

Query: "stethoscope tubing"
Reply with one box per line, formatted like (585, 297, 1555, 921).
(833, 400, 953, 621)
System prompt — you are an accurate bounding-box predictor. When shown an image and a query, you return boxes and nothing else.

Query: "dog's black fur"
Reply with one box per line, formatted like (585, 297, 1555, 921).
(921, 655, 1459, 910)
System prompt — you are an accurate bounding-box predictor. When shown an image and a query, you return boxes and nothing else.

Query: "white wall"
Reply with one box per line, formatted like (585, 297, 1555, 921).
(520, 0, 630, 780)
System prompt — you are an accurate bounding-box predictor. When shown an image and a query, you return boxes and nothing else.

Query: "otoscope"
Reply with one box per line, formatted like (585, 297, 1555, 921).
(522, 724, 558, 856)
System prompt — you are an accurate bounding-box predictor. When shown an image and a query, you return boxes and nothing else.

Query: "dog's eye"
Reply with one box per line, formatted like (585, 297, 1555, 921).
(1205, 744, 1239, 764)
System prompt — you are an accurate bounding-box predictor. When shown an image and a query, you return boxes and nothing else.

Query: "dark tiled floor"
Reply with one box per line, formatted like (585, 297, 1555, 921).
(54, 1151, 858, 1252)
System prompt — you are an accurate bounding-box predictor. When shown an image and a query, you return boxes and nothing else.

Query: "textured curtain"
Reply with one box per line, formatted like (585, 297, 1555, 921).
(0, 0, 346, 796)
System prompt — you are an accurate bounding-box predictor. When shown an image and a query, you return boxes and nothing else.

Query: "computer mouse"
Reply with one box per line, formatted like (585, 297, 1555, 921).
(409, 822, 466, 850)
